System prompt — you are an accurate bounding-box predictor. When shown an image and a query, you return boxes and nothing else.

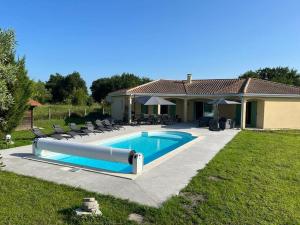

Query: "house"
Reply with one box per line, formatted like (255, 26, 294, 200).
(107, 74, 300, 129)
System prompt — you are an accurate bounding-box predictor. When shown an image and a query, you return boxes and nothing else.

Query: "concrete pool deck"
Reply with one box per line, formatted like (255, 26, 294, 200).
(1, 124, 240, 207)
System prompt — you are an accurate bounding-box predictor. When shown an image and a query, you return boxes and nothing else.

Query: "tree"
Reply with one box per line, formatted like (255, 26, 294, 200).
(0, 29, 32, 134)
(3, 59, 32, 133)
(72, 88, 88, 105)
(45, 73, 66, 103)
(0, 29, 16, 129)
(45, 71, 88, 104)
(86, 96, 94, 106)
(239, 67, 300, 86)
(91, 73, 151, 102)
(31, 80, 52, 103)
(64, 72, 88, 95)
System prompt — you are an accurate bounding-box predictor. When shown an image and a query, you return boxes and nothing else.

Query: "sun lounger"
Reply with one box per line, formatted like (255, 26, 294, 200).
(85, 122, 103, 134)
(95, 120, 113, 131)
(102, 119, 117, 130)
(110, 119, 126, 129)
(103, 119, 124, 130)
(69, 123, 90, 136)
(53, 125, 75, 138)
(31, 128, 66, 140)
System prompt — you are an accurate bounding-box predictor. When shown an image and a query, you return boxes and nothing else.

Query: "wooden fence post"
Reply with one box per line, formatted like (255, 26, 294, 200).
(48, 107, 51, 120)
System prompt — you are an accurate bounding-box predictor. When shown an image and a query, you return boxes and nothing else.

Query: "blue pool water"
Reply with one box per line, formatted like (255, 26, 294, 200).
(44, 131, 196, 173)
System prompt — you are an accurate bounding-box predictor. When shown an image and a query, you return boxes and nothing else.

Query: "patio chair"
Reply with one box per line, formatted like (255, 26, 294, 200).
(140, 114, 151, 125)
(31, 128, 66, 140)
(52, 124, 75, 138)
(161, 115, 174, 125)
(209, 119, 220, 131)
(130, 118, 141, 126)
(85, 121, 103, 134)
(95, 120, 113, 131)
(69, 123, 90, 136)
(219, 117, 227, 130)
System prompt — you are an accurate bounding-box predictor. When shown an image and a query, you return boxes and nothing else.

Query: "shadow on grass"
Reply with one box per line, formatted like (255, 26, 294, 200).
(58, 207, 110, 225)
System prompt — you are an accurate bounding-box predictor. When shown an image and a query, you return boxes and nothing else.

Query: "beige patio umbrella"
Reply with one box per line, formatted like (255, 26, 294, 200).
(134, 96, 175, 105)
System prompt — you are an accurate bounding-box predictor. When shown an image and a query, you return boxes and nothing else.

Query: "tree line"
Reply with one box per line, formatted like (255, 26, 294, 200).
(32, 72, 151, 104)
(239, 67, 300, 86)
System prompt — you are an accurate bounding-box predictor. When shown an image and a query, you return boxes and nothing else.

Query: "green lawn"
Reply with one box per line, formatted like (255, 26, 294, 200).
(0, 130, 299, 225)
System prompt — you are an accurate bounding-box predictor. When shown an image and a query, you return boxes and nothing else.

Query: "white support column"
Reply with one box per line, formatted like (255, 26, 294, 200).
(183, 98, 188, 122)
(128, 95, 132, 124)
(157, 104, 161, 115)
(240, 98, 247, 129)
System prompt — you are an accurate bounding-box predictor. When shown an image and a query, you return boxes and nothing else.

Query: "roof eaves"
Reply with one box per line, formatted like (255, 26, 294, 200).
(130, 93, 186, 97)
(242, 93, 300, 98)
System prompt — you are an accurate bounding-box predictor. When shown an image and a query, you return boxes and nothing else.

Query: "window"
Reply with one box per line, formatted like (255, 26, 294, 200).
(204, 103, 214, 117)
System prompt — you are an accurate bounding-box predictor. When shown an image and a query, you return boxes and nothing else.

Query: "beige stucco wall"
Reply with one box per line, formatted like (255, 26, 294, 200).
(111, 96, 125, 120)
(174, 99, 184, 120)
(262, 98, 300, 129)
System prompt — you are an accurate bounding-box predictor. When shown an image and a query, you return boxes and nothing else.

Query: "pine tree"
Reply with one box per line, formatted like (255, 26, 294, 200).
(0, 29, 32, 135)
(2, 58, 32, 133)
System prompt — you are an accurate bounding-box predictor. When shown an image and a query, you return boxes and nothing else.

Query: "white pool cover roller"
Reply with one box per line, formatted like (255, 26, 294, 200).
(33, 138, 144, 174)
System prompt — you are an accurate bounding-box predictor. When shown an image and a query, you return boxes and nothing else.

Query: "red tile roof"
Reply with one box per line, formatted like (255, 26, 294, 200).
(28, 99, 42, 107)
(128, 80, 186, 94)
(109, 78, 300, 96)
(245, 78, 300, 95)
(185, 79, 246, 95)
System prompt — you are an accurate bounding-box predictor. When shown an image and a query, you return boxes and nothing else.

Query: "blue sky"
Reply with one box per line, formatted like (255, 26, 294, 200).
(1, 0, 300, 88)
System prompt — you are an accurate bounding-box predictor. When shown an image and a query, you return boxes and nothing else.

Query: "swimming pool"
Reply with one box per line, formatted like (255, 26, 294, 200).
(42, 131, 196, 173)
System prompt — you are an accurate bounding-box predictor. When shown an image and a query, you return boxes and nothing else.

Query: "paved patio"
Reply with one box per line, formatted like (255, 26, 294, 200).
(1, 124, 240, 207)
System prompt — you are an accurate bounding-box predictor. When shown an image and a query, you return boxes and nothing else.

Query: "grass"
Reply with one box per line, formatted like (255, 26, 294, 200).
(0, 130, 299, 224)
